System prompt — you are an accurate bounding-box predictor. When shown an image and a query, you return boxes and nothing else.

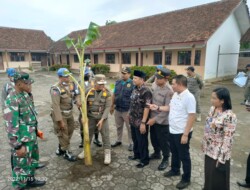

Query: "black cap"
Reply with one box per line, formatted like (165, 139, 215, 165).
(246, 64, 250, 68)
(121, 67, 131, 74)
(13, 72, 34, 84)
(134, 70, 146, 79)
(186, 66, 195, 72)
(155, 68, 171, 79)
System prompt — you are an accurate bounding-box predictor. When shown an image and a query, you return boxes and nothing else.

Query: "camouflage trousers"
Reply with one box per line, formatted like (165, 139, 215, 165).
(11, 140, 39, 189)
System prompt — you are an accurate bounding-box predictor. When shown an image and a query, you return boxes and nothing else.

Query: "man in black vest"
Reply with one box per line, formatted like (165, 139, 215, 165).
(110, 67, 134, 151)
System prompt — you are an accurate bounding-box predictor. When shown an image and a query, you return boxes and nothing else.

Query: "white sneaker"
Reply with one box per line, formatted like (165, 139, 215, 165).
(104, 149, 111, 165)
(196, 114, 201, 122)
(78, 151, 84, 159)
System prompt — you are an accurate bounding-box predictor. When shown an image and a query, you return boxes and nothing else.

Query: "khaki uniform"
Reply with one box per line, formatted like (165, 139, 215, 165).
(87, 87, 111, 149)
(50, 82, 79, 151)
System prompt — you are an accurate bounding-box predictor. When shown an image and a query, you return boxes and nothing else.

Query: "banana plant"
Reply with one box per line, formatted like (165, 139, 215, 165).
(62, 22, 100, 165)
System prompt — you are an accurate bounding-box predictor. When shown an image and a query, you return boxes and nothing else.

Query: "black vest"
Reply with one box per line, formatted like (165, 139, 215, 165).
(114, 79, 134, 112)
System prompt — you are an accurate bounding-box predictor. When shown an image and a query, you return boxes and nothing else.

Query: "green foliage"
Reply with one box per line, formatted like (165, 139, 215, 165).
(91, 64, 110, 75)
(130, 66, 177, 83)
(84, 22, 101, 46)
(240, 42, 250, 50)
(49, 64, 71, 71)
(109, 83, 115, 92)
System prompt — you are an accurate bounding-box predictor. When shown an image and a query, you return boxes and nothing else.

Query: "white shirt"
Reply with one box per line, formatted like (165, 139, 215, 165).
(169, 89, 196, 134)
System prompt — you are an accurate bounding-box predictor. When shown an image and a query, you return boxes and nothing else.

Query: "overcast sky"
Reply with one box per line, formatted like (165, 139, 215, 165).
(1, 0, 247, 41)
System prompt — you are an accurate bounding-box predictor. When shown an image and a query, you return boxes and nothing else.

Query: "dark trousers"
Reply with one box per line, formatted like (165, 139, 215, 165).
(169, 132, 192, 182)
(150, 124, 170, 159)
(204, 155, 230, 190)
(131, 125, 149, 164)
(246, 153, 250, 183)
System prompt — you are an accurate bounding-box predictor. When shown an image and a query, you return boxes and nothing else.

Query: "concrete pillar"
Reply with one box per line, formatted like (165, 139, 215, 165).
(5, 51, 9, 69)
(28, 51, 32, 68)
(162, 46, 165, 66)
(118, 49, 122, 72)
(90, 50, 94, 64)
(103, 50, 106, 64)
(138, 48, 141, 66)
(191, 45, 195, 66)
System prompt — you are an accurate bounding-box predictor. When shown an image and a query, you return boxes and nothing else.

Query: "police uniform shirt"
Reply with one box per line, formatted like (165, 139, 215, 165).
(150, 85, 173, 125)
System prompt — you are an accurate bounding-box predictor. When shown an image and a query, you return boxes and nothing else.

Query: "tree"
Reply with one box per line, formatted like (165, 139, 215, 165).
(62, 22, 101, 165)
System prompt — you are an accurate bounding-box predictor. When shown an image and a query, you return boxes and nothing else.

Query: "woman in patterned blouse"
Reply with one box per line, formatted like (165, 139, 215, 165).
(202, 87, 237, 190)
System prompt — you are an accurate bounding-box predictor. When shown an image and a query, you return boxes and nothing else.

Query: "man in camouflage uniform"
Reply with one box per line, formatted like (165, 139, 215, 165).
(186, 66, 203, 122)
(50, 68, 80, 162)
(4, 72, 46, 189)
(78, 74, 112, 165)
(1, 68, 16, 110)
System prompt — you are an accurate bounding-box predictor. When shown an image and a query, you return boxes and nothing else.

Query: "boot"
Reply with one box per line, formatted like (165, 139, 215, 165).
(63, 150, 77, 162)
(78, 150, 84, 160)
(55, 144, 65, 156)
(196, 114, 201, 122)
(27, 176, 46, 188)
(93, 133, 102, 147)
(104, 149, 111, 165)
(79, 134, 84, 148)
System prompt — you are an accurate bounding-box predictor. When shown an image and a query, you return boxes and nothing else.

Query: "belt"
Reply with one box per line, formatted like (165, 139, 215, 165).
(61, 109, 72, 114)
(90, 111, 99, 115)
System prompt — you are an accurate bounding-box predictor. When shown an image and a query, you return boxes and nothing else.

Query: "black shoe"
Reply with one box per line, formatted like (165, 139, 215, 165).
(164, 170, 180, 178)
(237, 181, 250, 188)
(128, 155, 139, 160)
(149, 152, 162, 160)
(93, 139, 102, 147)
(158, 160, 169, 171)
(35, 163, 46, 169)
(136, 162, 149, 168)
(176, 180, 190, 189)
(79, 141, 83, 148)
(27, 177, 46, 188)
(63, 150, 77, 162)
(111, 141, 122, 148)
(55, 145, 65, 156)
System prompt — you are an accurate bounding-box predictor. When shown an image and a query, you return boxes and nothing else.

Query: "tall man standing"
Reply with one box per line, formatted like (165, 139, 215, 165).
(147, 68, 173, 171)
(4, 72, 46, 189)
(128, 70, 152, 168)
(50, 68, 80, 162)
(186, 66, 203, 122)
(148, 75, 196, 189)
(110, 67, 134, 151)
(78, 74, 112, 165)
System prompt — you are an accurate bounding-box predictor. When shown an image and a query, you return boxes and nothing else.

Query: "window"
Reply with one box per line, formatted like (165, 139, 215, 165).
(154, 52, 162, 65)
(94, 54, 98, 64)
(178, 51, 191, 65)
(106, 53, 115, 64)
(240, 52, 250, 57)
(84, 54, 90, 61)
(74, 55, 79, 63)
(10, 52, 25, 62)
(195, 50, 201, 66)
(122, 53, 131, 64)
(31, 53, 43, 61)
(165, 52, 172, 65)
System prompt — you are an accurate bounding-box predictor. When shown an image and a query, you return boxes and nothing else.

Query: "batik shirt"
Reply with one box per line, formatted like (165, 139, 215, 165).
(129, 84, 152, 127)
(4, 91, 37, 149)
(202, 106, 237, 164)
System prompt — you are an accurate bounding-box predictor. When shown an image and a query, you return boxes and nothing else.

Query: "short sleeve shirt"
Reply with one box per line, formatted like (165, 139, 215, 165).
(169, 89, 196, 134)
